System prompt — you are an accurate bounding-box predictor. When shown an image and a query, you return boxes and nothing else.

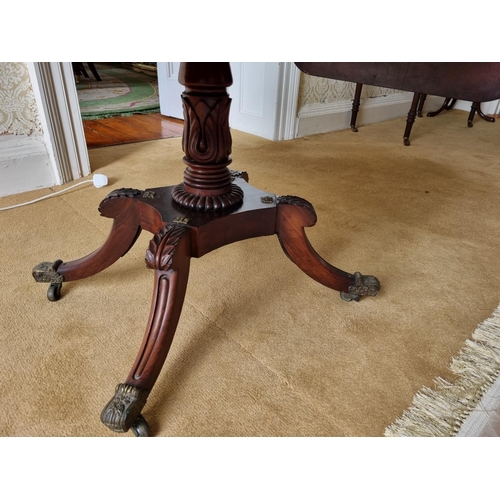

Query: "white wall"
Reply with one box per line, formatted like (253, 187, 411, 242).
(0, 62, 90, 199)
(455, 99, 500, 116)
(0, 134, 57, 197)
(0, 62, 57, 197)
(294, 73, 500, 138)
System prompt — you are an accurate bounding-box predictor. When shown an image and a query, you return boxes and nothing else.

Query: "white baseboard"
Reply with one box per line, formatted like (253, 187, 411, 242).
(455, 99, 500, 116)
(0, 134, 57, 198)
(296, 94, 444, 138)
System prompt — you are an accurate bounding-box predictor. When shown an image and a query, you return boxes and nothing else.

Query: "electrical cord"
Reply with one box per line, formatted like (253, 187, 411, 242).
(0, 174, 108, 212)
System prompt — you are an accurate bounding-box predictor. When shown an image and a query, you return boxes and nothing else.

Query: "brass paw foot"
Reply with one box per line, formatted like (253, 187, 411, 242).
(32, 260, 64, 301)
(32, 259, 64, 283)
(341, 272, 380, 302)
(101, 383, 150, 435)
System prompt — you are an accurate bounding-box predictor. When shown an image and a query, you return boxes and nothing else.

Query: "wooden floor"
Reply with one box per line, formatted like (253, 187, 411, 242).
(83, 113, 184, 149)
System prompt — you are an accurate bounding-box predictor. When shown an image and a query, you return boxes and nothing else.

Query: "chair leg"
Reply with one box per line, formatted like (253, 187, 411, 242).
(416, 94, 427, 117)
(403, 92, 421, 146)
(87, 63, 101, 81)
(350, 83, 363, 132)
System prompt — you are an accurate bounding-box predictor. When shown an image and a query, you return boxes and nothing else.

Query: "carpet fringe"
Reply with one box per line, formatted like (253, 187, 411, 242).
(384, 305, 500, 437)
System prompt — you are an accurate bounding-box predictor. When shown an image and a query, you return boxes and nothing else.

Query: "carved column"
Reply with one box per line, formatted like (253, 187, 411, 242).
(172, 63, 244, 211)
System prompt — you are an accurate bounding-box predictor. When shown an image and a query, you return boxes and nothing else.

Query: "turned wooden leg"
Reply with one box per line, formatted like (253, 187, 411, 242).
(350, 83, 363, 132)
(467, 102, 479, 127)
(416, 93, 427, 117)
(87, 62, 101, 81)
(275, 196, 380, 302)
(32, 194, 143, 301)
(101, 223, 191, 436)
(403, 92, 421, 146)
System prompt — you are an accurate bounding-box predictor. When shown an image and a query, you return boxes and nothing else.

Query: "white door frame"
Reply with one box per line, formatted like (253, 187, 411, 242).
(29, 62, 300, 184)
(157, 62, 301, 140)
(275, 62, 301, 141)
(28, 62, 91, 185)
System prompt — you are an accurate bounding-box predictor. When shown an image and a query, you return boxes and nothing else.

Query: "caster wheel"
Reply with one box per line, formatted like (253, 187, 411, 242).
(467, 121, 473, 128)
(351, 125, 358, 133)
(47, 283, 62, 302)
(340, 291, 361, 302)
(403, 138, 410, 146)
(131, 414, 150, 437)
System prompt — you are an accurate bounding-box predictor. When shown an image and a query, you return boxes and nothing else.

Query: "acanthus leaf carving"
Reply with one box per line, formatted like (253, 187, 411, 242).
(181, 94, 232, 164)
(145, 224, 189, 271)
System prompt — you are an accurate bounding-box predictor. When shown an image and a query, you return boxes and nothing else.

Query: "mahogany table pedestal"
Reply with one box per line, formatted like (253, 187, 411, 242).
(32, 63, 380, 436)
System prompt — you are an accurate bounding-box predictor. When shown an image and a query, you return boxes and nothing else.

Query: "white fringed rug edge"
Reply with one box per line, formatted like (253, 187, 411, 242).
(385, 304, 500, 437)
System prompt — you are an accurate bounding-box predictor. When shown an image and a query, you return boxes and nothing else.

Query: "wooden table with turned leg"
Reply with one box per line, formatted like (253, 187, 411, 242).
(32, 62, 379, 436)
(320, 63, 500, 147)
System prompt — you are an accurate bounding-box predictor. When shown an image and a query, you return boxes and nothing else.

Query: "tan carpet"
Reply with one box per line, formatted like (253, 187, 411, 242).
(1, 110, 500, 437)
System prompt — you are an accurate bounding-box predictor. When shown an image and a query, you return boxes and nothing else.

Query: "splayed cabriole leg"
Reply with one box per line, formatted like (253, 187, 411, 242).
(32, 193, 144, 300)
(275, 195, 380, 301)
(101, 224, 191, 436)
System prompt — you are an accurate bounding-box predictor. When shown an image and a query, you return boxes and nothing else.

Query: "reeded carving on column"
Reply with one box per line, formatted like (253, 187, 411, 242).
(348, 272, 380, 296)
(101, 383, 149, 433)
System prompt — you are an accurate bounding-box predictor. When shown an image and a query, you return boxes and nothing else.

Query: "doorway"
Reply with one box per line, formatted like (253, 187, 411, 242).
(28, 62, 301, 187)
(75, 63, 184, 149)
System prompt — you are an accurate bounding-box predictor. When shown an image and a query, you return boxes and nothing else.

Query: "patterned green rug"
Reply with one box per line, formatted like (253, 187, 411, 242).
(76, 63, 160, 120)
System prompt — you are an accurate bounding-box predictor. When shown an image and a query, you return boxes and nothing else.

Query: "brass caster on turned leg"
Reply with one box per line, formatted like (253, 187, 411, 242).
(468, 121, 474, 128)
(131, 414, 150, 437)
(404, 137, 410, 146)
(351, 125, 358, 132)
(47, 283, 62, 302)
